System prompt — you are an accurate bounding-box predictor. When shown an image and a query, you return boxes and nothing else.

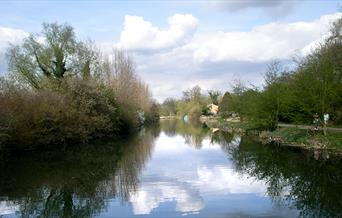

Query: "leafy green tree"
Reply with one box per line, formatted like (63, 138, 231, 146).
(219, 92, 233, 117)
(258, 61, 289, 129)
(288, 18, 342, 124)
(7, 23, 100, 88)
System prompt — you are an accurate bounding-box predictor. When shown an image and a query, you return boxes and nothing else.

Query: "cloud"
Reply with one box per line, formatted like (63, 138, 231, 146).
(128, 133, 268, 215)
(115, 14, 198, 51)
(0, 26, 28, 74)
(2, 12, 340, 102)
(210, 0, 298, 16)
(0, 26, 28, 50)
(117, 12, 342, 101)
(191, 12, 342, 64)
(129, 181, 204, 215)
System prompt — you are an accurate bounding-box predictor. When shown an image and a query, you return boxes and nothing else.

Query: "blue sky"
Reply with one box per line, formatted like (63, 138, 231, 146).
(0, 0, 341, 101)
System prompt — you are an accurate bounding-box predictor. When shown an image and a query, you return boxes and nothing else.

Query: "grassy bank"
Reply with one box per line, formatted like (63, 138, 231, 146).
(203, 117, 342, 153)
(259, 127, 342, 150)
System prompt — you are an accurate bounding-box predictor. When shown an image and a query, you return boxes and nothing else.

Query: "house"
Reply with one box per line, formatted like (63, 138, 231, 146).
(207, 104, 219, 115)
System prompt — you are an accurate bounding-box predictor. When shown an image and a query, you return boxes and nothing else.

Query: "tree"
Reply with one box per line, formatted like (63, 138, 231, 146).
(219, 92, 233, 117)
(288, 17, 342, 123)
(208, 90, 221, 105)
(145, 102, 160, 124)
(264, 60, 282, 86)
(182, 85, 202, 102)
(262, 61, 285, 128)
(75, 40, 103, 80)
(228, 80, 247, 118)
(104, 50, 153, 129)
(162, 98, 177, 116)
(231, 79, 246, 96)
(7, 23, 100, 88)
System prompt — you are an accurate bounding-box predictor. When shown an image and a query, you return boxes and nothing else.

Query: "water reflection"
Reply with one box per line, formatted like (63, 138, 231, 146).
(0, 127, 158, 217)
(227, 137, 342, 217)
(159, 119, 209, 149)
(1, 120, 342, 217)
(119, 130, 279, 217)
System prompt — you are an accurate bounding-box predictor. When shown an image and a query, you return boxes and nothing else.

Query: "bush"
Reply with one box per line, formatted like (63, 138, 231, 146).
(1, 23, 158, 152)
(0, 78, 121, 151)
(201, 105, 210, 116)
(145, 103, 160, 125)
(189, 105, 202, 122)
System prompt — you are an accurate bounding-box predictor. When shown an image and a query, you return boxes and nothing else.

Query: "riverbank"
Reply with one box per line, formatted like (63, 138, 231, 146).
(160, 116, 179, 120)
(203, 117, 342, 156)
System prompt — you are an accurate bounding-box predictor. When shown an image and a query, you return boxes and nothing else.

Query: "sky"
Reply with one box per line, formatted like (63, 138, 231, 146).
(0, 0, 341, 101)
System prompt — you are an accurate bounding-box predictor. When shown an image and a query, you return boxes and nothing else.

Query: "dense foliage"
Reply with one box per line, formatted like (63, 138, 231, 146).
(159, 86, 222, 122)
(218, 92, 233, 118)
(225, 18, 342, 129)
(0, 23, 159, 151)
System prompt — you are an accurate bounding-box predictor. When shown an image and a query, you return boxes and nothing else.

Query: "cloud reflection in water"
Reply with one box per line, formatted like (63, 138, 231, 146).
(128, 132, 268, 215)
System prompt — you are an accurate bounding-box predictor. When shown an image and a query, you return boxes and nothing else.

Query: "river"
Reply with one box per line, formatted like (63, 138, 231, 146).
(0, 120, 341, 217)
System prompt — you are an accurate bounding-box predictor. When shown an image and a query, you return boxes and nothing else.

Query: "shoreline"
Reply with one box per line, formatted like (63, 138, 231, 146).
(202, 117, 342, 159)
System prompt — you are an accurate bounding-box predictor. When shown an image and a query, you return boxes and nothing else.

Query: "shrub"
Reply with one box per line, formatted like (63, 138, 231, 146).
(0, 78, 121, 151)
(145, 103, 160, 125)
(189, 105, 202, 122)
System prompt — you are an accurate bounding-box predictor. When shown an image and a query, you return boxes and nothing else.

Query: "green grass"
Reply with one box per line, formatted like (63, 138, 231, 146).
(204, 117, 342, 150)
(267, 127, 342, 150)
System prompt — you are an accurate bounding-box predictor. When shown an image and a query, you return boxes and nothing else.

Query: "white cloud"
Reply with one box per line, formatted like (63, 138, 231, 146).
(128, 134, 267, 215)
(0, 26, 28, 74)
(191, 12, 342, 64)
(209, 0, 298, 16)
(196, 166, 266, 195)
(115, 12, 342, 101)
(116, 14, 198, 50)
(129, 181, 204, 215)
(0, 26, 28, 50)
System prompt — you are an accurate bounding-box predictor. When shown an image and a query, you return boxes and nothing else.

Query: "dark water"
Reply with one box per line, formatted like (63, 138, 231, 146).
(1, 120, 342, 218)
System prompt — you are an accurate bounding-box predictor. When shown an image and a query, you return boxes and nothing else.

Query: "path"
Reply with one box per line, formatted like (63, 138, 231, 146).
(278, 123, 342, 133)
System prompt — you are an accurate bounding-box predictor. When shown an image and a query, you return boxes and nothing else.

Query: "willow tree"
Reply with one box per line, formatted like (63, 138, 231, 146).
(7, 23, 100, 88)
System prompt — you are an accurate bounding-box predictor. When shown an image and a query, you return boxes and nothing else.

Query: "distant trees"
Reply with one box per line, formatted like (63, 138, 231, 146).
(161, 98, 177, 116)
(178, 86, 209, 121)
(159, 85, 220, 121)
(208, 90, 221, 105)
(182, 85, 202, 102)
(219, 92, 233, 117)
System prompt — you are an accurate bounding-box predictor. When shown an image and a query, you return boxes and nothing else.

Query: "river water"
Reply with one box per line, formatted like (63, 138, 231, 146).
(0, 120, 341, 217)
